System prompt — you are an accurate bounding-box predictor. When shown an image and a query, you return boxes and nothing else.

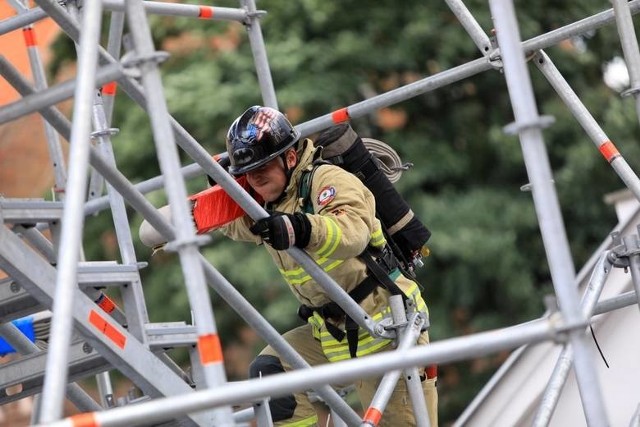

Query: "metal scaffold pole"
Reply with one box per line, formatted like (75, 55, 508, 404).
(241, 0, 278, 109)
(533, 50, 640, 201)
(533, 252, 613, 426)
(38, 317, 561, 427)
(444, 0, 492, 56)
(37, 0, 104, 421)
(123, 0, 234, 424)
(7, 0, 68, 194)
(610, 0, 640, 125)
(488, 0, 608, 425)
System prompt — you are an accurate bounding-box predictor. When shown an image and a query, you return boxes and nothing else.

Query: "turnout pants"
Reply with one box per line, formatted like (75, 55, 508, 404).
(252, 324, 438, 427)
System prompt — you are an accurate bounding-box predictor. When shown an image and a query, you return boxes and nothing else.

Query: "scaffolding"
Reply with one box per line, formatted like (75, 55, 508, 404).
(0, 0, 639, 426)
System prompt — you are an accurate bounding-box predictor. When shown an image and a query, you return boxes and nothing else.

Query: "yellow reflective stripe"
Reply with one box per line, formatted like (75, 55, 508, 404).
(315, 311, 393, 362)
(316, 216, 341, 258)
(280, 258, 341, 281)
(357, 336, 391, 354)
(404, 282, 428, 314)
(322, 333, 391, 362)
(369, 227, 386, 248)
(379, 298, 426, 316)
(280, 414, 319, 427)
(308, 313, 323, 339)
(279, 259, 344, 285)
(327, 338, 391, 362)
(319, 330, 385, 347)
(306, 280, 430, 363)
(406, 282, 420, 295)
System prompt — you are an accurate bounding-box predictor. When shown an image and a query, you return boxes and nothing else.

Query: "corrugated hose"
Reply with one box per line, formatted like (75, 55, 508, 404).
(362, 137, 413, 183)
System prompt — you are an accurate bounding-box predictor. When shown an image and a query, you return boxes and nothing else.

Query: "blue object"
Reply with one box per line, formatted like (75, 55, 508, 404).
(0, 317, 36, 355)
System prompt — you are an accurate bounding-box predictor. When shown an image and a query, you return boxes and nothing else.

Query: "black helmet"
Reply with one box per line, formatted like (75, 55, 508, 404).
(226, 106, 300, 175)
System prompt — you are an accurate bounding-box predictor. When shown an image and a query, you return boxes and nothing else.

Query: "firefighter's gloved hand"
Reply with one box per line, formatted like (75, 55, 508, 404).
(250, 212, 311, 250)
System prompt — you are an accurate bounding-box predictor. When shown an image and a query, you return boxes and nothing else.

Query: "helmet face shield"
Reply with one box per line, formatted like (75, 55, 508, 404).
(226, 106, 300, 175)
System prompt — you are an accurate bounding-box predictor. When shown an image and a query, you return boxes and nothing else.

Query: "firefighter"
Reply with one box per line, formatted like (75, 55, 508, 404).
(222, 106, 437, 427)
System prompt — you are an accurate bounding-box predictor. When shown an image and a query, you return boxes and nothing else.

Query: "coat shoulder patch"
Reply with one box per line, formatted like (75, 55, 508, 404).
(317, 186, 336, 206)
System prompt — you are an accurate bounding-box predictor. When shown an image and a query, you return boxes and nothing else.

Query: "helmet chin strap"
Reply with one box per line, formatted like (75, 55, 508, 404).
(270, 151, 296, 205)
(283, 153, 295, 181)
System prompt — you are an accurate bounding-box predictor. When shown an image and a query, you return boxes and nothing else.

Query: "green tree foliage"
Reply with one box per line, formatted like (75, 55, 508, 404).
(66, 0, 640, 423)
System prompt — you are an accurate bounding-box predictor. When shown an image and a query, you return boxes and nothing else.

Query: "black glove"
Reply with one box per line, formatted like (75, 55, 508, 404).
(250, 212, 312, 250)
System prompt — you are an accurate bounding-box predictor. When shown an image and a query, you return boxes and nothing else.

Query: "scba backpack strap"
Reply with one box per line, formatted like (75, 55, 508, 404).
(298, 163, 323, 214)
(297, 161, 413, 358)
(313, 124, 431, 277)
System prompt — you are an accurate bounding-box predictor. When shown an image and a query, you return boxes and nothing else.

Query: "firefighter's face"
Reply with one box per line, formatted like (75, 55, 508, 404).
(246, 149, 296, 202)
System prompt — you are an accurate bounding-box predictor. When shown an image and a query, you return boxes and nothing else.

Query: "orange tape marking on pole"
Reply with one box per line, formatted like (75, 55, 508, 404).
(198, 333, 223, 365)
(363, 407, 382, 426)
(198, 6, 214, 19)
(96, 294, 116, 314)
(89, 310, 126, 349)
(331, 107, 350, 124)
(70, 412, 99, 427)
(102, 81, 117, 96)
(22, 27, 37, 47)
(599, 140, 620, 163)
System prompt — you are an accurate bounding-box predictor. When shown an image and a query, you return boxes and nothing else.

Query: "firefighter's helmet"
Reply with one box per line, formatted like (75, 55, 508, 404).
(226, 106, 300, 176)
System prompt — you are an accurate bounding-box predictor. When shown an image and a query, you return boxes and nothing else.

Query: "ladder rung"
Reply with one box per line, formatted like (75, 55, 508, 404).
(77, 262, 142, 288)
(146, 322, 198, 348)
(0, 340, 108, 405)
(0, 279, 42, 323)
(0, 199, 64, 224)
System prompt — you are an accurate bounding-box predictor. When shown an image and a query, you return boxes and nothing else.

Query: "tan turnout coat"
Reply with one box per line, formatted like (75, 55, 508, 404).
(221, 139, 428, 361)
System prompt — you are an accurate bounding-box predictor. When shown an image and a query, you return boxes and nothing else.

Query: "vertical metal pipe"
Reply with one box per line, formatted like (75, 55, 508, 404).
(123, 1, 234, 424)
(252, 398, 273, 427)
(241, 0, 278, 108)
(96, 372, 115, 408)
(65, 2, 122, 408)
(11, 0, 68, 195)
(489, 1, 608, 425)
(623, 234, 640, 313)
(533, 252, 613, 426)
(390, 297, 430, 427)
(362, 303, 428, 427)
(102, 10, 125, 123)
(90, 91, 149, 341)
(611, 0, 640, 125)
(532, 345, 574, 427)
(38, 1, 104, 419)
